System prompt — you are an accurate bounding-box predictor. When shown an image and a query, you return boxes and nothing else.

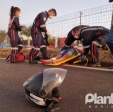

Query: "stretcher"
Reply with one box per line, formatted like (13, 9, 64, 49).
(46, 54, 88, 66)
(46, 53, 89, 66)
(73, 58, 88, 66)
(47, 54, 80, 66)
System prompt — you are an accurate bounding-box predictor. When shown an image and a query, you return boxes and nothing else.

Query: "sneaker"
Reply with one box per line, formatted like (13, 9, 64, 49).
(29, 60, 38, 64)
(35, 56, 41, 61)
(110, 66, 113, 69)
(10, 60, 18, 63)
(89, 63, 101, 67)
(5, 55, 11, 62)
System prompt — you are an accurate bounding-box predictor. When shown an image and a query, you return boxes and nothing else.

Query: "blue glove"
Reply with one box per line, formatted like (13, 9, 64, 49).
(81, 55, 86, 61)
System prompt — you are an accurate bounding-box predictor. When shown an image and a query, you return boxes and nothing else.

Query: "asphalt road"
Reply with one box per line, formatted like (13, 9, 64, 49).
(0, 59, 113, 112)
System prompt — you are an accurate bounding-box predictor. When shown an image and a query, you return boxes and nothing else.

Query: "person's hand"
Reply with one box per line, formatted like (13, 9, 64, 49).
(21, 26, 25, 31)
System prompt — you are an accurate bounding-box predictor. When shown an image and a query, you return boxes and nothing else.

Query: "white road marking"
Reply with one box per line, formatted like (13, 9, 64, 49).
(65, 64, 113, 72)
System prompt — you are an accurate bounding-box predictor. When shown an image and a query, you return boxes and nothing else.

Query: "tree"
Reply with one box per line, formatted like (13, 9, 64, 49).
(0, 30, 7, 44)
(20, 26, 31, 46)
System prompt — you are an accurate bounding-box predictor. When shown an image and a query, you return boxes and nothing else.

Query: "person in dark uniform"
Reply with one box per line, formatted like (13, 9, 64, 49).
(80, 26, 109, 67)
(40, 25, 88, 64)
(61, 25, 89, 51)
(106, 0, 113, 69)
(29, 9, 57, 64)
(8, 6, 24, 63)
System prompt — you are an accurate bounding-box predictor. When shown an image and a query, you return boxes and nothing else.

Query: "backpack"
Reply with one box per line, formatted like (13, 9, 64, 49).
(16, 52, 26, 62)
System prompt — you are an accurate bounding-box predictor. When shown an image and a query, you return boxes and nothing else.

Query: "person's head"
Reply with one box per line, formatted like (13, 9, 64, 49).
(10, 6, 21, 19)
(48, 8, 57, 19)
(72, 26, 81, 39)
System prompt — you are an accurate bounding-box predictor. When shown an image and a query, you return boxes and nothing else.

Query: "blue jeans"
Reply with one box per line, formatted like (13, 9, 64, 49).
(59, 48, 77, 56)
(106, 25, 113, 54)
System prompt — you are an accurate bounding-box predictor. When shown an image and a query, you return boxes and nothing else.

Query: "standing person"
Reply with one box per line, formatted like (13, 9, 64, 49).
(106, 0, 113, 69)
(29, 9, 57, 64)
(107, 14, 113, 54)
(8, 6, 24, 63)
(80, 26, 109, 67)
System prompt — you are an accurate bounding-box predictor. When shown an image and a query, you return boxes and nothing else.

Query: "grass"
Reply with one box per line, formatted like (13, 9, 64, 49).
(0, 48, 60, 59)
(0, 48, 113, 67)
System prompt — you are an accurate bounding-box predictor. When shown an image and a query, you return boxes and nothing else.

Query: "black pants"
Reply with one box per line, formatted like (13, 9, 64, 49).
(107, 42, 113, 54)
(90, 35, 107, 63)
(8, 29, 23, 62)
(29, 27, 48, 62)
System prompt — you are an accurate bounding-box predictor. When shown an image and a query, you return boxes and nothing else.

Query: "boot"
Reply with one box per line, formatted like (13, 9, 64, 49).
(10, 47, 18, 63)
(5, 55, 11, 62)
(29, 48, 39, 64)
(89, 62, 101, 67)
(40, 47, 49, 59)
(18, 46, 23, 53)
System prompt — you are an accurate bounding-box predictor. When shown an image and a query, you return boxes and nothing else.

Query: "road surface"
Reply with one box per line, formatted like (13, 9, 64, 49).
(0, 59, 113, 112)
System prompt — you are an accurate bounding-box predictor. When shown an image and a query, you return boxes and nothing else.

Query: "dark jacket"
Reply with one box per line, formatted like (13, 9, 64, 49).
(31, 11, 49, 33)
(80, 26, 109, 54)
(8, 16, 22, 32)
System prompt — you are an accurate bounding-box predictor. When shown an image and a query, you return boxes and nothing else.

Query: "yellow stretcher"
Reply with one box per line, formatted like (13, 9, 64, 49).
(47, 54, 80, 66)
(46, 54, 88, 66)
(73, 58, 88, 66)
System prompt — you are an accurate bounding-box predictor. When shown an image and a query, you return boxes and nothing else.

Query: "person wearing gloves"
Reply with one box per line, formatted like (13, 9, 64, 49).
(29, 9, 57, 64)
(61, 25, 89, 51)
(41, 26, 84, 64)
(8, 6, 24, 63)
(80, 26, 109, 67)
(40, 25, 88, 64)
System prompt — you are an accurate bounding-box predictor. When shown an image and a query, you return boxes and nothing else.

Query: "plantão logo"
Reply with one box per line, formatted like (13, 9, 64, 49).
(85, 93, 113, 108)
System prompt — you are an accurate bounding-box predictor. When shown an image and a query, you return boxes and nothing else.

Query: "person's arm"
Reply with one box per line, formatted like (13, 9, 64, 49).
(14, 17, 23, 31)
(39, 12, 48, 33)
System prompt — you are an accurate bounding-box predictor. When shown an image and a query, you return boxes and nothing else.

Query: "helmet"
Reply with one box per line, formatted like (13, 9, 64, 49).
(23, 68, 67, 107)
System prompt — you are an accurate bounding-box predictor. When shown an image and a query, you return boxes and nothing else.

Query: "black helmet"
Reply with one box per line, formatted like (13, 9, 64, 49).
(23, 68, 67, 107)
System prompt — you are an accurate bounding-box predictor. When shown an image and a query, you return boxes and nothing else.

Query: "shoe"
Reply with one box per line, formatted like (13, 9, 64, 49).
(5, 55, 11, 62)
(35, 56, 41, 61)
(110, 66, 113, 69)
(40, 59, 47, 64)
(29, 60, 38, 64)
(89, 63, 101, 67)
(10, 60, 18, 63)
(42, 57, 50, 60)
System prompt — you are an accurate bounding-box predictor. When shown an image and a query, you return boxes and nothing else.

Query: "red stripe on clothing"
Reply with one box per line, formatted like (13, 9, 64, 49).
(93, 44, 97, 62)
(92, 44, 94, 61)
(11, 30, 13, 40)
(12, 50, 14, 62)
(94, 44, 97, 62)
(11, 30, 14, 40)
(36, 20, 40, 26)
(34, 27, 37, 39)
(13, 30, 15, 40)
(30, 49, 35, 61)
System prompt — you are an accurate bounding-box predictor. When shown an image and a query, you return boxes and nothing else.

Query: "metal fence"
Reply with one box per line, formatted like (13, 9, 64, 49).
(46, 4, 113, 37)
